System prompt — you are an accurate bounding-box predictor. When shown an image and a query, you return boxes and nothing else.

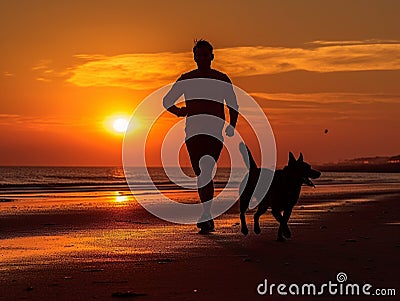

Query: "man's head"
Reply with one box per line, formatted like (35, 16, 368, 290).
(193, 39, 214, 70)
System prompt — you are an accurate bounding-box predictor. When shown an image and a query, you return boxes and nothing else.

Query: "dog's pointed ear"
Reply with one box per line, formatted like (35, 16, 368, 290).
(289, 152, 296, 166)
(298, 152, 304, 162)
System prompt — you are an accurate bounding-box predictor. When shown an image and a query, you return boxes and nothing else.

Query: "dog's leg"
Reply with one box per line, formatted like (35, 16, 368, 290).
(271, 209, 286, 241)
(254, 202, 268, 234)
(281, 207, 293, 238)
(240, 213, 248, 235)
(239, 196, 251, 235)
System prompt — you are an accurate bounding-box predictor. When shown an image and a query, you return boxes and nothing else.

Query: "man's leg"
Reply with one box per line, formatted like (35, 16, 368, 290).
(198, 181, 213, 213)
(197, 155, 216, 231)
(186, 135, 223, 232)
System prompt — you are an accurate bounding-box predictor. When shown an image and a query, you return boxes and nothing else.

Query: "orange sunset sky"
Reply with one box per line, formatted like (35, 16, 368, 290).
(1, 0, 399, 167)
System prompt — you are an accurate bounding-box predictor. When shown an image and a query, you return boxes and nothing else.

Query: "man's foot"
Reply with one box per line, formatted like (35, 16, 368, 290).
(198, 221, 215, 234)
(197, 216, 215, 234)
(208, 218, 214, 230)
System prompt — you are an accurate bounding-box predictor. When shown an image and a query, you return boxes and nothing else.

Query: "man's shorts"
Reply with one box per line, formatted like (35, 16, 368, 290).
(185, 134, 223, 176)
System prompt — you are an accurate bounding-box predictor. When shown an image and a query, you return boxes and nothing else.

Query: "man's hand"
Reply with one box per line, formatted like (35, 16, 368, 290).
(225, 124, 235, 137)
(177, 106, 187, 117)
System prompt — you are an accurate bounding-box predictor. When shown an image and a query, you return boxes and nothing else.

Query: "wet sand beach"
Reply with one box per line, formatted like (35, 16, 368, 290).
(0, 184, 399, 300)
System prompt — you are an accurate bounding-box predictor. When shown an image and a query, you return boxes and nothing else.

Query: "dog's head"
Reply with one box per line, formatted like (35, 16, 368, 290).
(288, 152, 321, 187)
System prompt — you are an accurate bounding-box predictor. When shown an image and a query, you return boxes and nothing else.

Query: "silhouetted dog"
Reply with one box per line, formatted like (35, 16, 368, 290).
(238, 143, 321, 241)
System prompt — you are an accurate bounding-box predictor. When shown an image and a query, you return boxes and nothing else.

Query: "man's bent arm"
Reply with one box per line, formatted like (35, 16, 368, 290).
(164, 104, 185, 117)
(228, 106, 239, 128)
(162, 78, 185, 117)
(225, 82, 239, 128)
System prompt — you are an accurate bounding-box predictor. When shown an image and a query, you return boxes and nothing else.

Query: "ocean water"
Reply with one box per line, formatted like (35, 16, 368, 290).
(0, 167, 399, 205)
(0, 166, 239, 191)
(1, 166, 399, 187)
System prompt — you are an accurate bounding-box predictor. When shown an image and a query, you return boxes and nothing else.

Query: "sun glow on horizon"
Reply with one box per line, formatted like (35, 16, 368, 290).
(113, 118, 129, 133)
(115, 194, 129, 203)
(104, 115, 138, 135)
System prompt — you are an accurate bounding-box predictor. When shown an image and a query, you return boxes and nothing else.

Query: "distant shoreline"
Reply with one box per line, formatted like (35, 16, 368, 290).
(316, 164, 400, 173)
(1, 165, 400, 172)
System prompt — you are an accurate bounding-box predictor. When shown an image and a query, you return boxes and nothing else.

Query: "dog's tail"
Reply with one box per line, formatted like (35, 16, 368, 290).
(239, 142, 258, 171)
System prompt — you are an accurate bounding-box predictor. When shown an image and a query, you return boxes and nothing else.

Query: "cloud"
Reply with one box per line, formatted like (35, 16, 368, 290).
(250, 92, 400, 126)
(62, 40, 400, 90)
(0, 114, 20, 119)
(250, 92, 400, 105)
(306, 39, 400, 46)
(214, 43, 400, 76)
(32, 59, 70, 82)
(67, 53, 193, 90)
(32, 60, 53, 71)
(3, 71, 15, 77)
(0, 114, 90, 130)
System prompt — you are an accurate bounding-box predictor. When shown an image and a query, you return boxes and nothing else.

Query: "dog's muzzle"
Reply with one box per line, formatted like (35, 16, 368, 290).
(302, 177, 316, 187)
(302, 170, 321, 187)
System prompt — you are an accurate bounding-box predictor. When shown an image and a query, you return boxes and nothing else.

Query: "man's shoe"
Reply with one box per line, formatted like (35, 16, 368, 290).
(197, 217, 215, 234)
(198, 221, 215, 234)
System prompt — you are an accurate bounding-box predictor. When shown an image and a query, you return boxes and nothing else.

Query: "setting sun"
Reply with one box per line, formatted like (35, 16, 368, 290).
(104, 115, 135, 135)
(113, 118, 129, 133)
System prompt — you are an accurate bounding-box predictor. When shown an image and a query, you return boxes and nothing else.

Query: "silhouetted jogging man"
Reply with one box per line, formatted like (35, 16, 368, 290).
(163, 39, 239, 233)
